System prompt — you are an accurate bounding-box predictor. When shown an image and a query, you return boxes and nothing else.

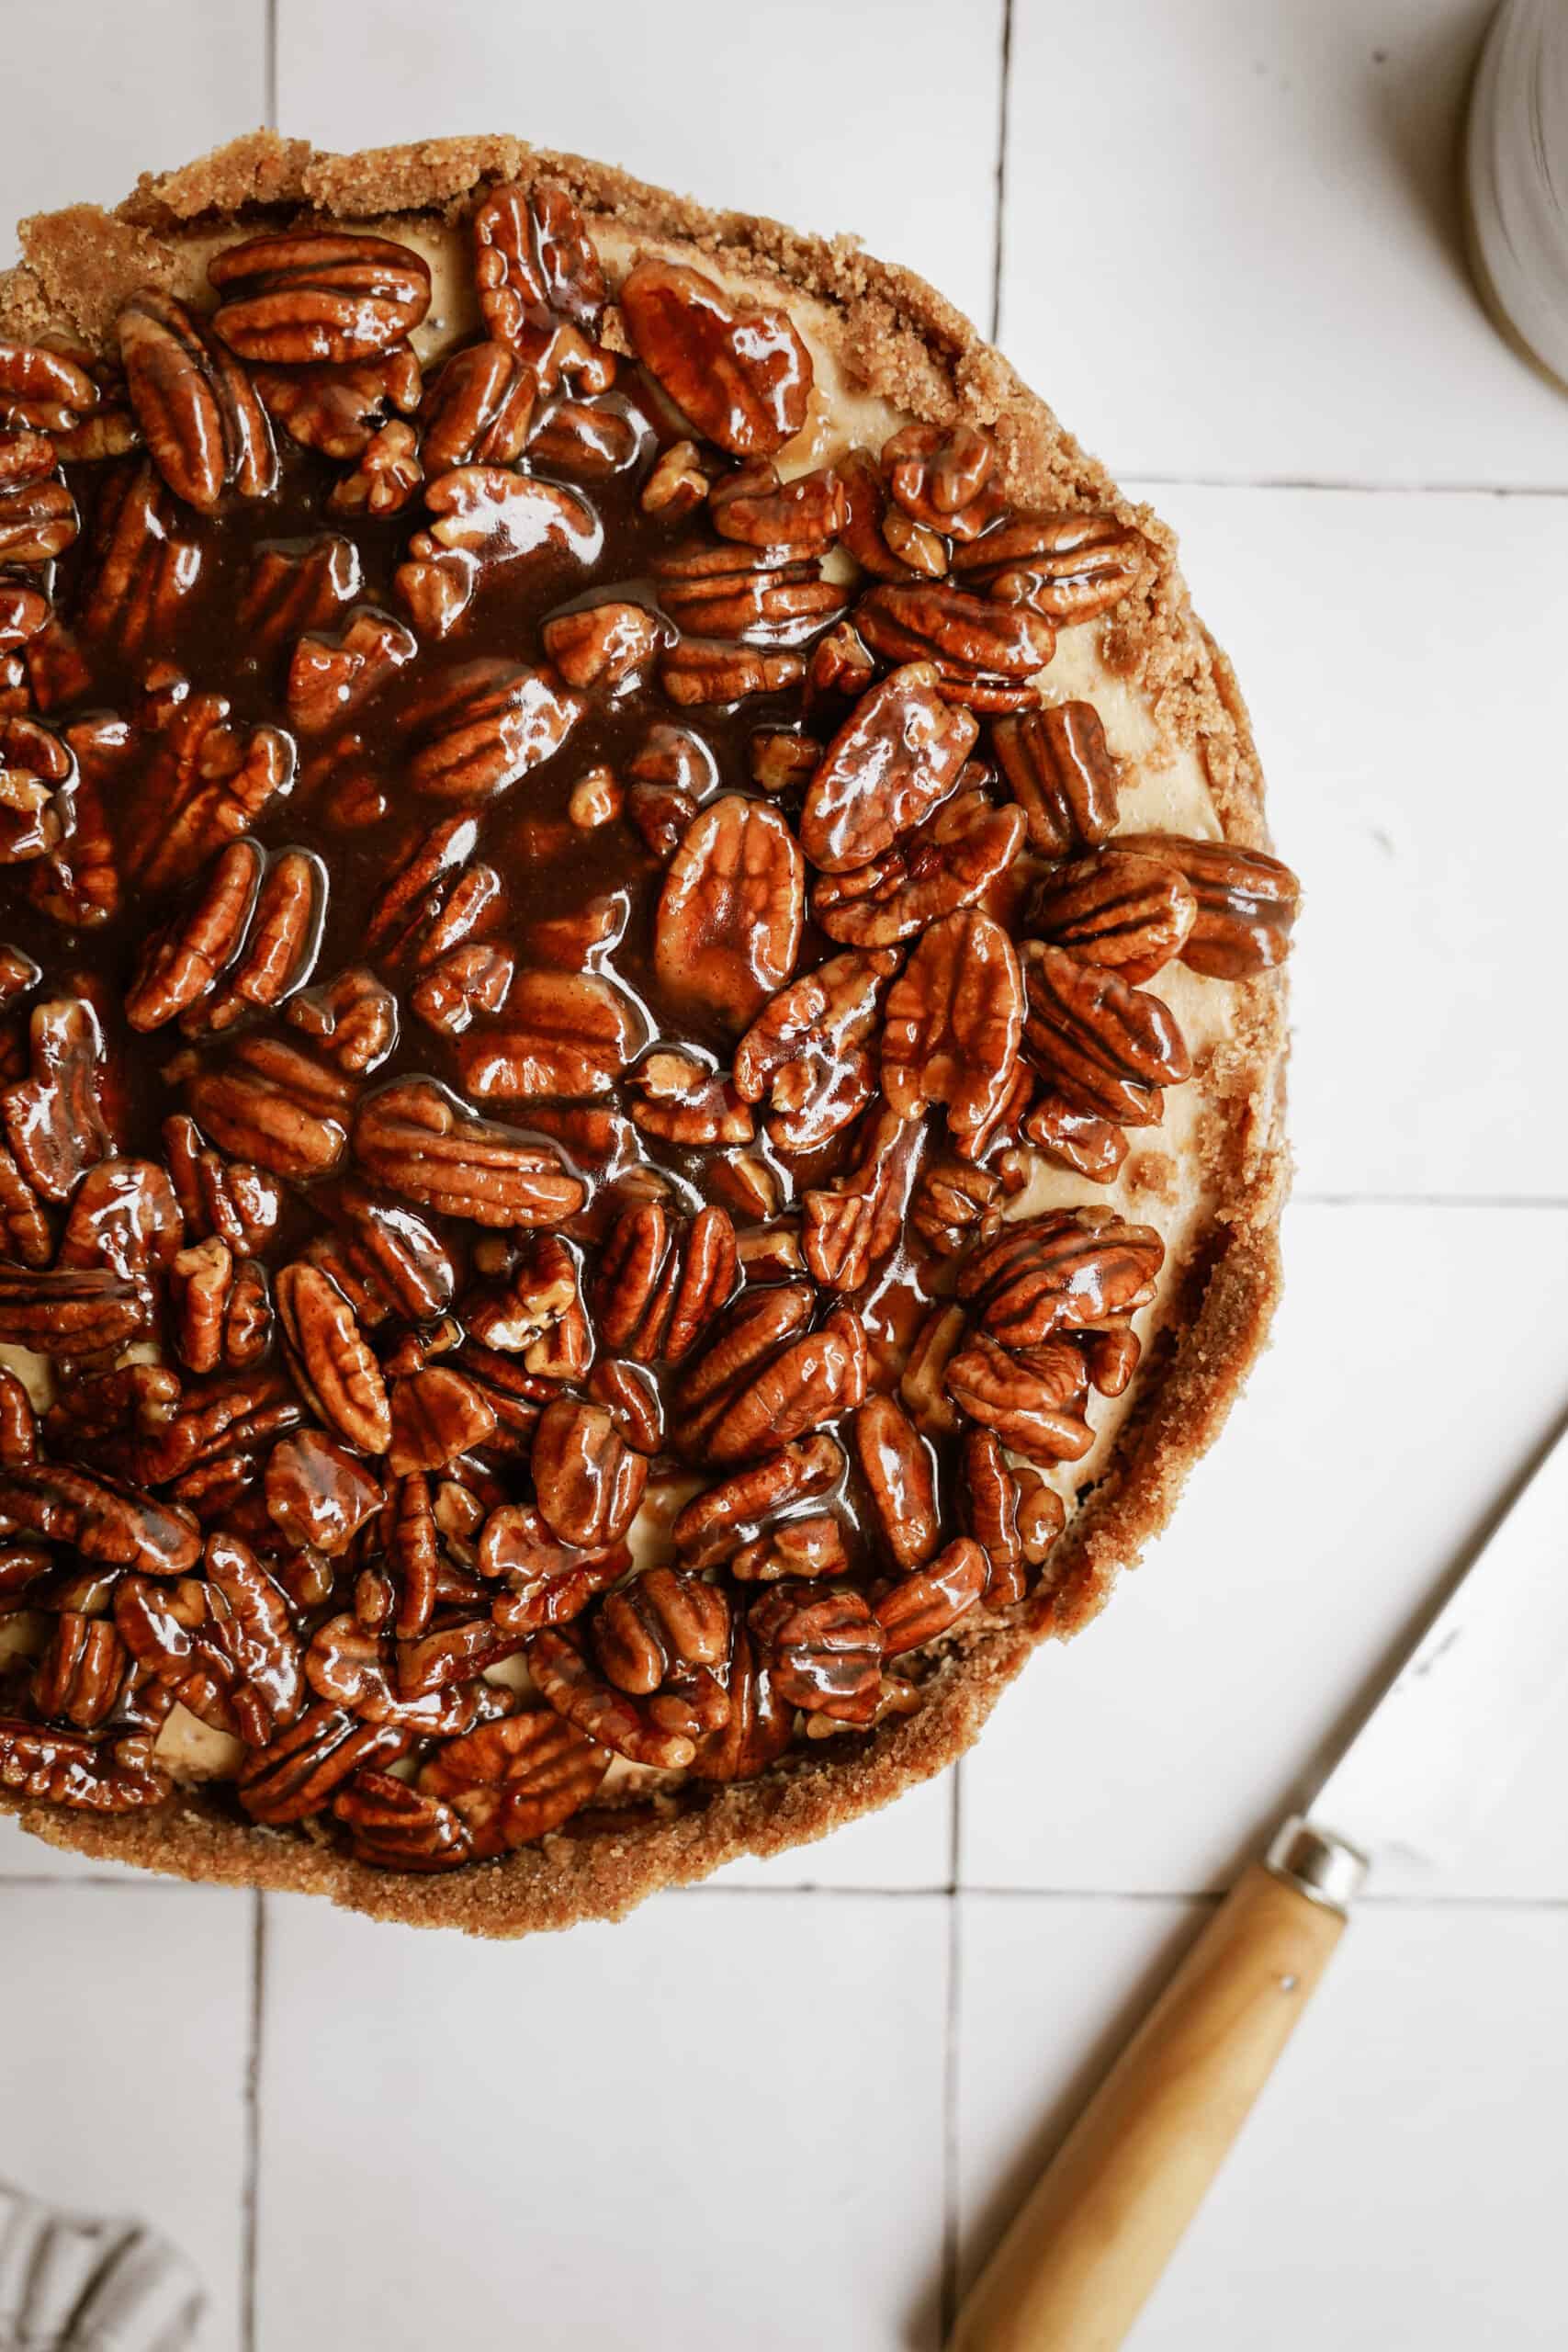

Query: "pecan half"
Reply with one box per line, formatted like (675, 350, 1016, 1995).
(286, 966, 398, 1074)
(802, 1106, 923, 1293)
(479, 1503, 626, 1635)
(991, 700, 1122, 856)
(127, 695, 295, 894)
(333, 1770, 474, 1871)
(0, 340, 99, 432)
(125, 838, 264, 1031)
(709, 460, 847, 551)
(32, 1611, 130, 1729)
(856, 582, 1055, 686)
(238, 532, 360, 650)
(960, 1428, 1066, 1605)
(472, 183, 606, 345)
(812, 787, 1024, 949)
(421, 341, 538, 469)
(423, 467, 600, 563)
(621, 259, 811, 458)
(798, 662, 978, 872)
(76, 463, 201, 660)
(287, 606, 415, 735)
(884, 424, 1004, 542)
(944, 1329, 1092, 1464)
(952, 511, 1145, 621)
(592, 1568, 731, 1743)
(532, 1398, 649, 1548)
(265, 1428, 383, 1555)
(1021, 942, 1190, 1125)
(1103, 835, 1301, 979)
(118, 290, 276, 512)
(687, 1621, 794, 1781)
(210, 232, 432, 364)
(0, 1464, 200, 1574)
(275, 1260, 391, 1454)
(305, 1613, 499, 1736)
(874, 1536, 988, 1655)
(457, 969, 641, 1102)
(1030, 851, 1197, 983)
(387, 1367, 498, 1476)
(881, 909, 1024, 1147)
(163, 1113, 283, 1257)
(652, 539, 843, 647)
(252, 345, 422, 459)
(593, 1201, 738, 1365)
(405, 660, 585, 805)
(184, 1033, 351, 1184)
(194, 851, 327, 1035)
(417, 1709, 608, 1851)
(852, 1394, 940, 1571)
(654, 794, 805, 1030)
(58, 1157, 184, 1280)
(1021, 1093, 1130, 1183)
(352, 1078, 587, 1227)
(238, 1702, 412, 1824)
(0, 717, 73, 865)
(733, 946, 897, 1152)
(658, 636, 805, 707)
(527, 1626, 700, 1770)
(671, 1433, 845, 1569)
(541, 599, 663, 691)
(2, 994, 110, 1200)
(705, 1304, 868, 1464)
(0, 433, 77, 564)
(0, 1719, 169, 1813)
(0, 1264, 148, 1357)
(955, 1207, 1164, 1347)
(749, 1580, 883, 1724)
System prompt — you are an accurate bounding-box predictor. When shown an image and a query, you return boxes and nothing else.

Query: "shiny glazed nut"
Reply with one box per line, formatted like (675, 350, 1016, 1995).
(275, 1261, 392, 1454)
(1030, 851, 1198, 983)
(654, 794, 805, 1029)
(1021, 942, 1190, 1125)
(621, 258, 812, 457)
(420, 341, 537, 469)
(209, 232, 433, 364)
(352, 1079, 587, 1227)
(945, 1329, 1093, 1465)
(811, 788, 1024, 948)
(951, 511, 1145, 621)
(1104, 834, 1302, 978)
(118, 290, 276, 512)
(874, 1536, 988, 1654)
(882, 909, 1024, 1145)
(799, 663, 978, 872)
(532, 1398, 649, 1548)
(1021, 1093, 1130, 1183)
(852, 1394, 940, 1571)
(956, 1209, 1164, 1347)
(472, 183, 606, 345)
(541, 600, 663, 690)
(748, 1580, 884, 1723)
(265, 1428, 383, 1555)
(884, 423, 1003, 541)
(417, 1710, 609, 1852)
(856, 582, 1055, 681)
(991, 700, 1122, 856)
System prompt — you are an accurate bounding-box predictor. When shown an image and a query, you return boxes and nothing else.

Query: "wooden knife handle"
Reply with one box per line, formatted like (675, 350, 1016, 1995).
(950, 1849, 1354, 2352)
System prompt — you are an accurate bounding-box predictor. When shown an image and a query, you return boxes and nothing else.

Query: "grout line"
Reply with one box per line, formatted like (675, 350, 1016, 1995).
(939, 1888, 963, 2339)
(264, 0, 278, 130)
(957, 1884, 1568, 1911)
(1122, 473, 1568, 498)
(1293, 1192, 1568, 1211)
(988, 0, 1014, 345)
(240, 1892, 266, 2352)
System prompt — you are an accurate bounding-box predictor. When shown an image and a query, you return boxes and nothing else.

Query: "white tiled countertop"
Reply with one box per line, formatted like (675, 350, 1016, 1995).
(4, 5, 1567, 2346)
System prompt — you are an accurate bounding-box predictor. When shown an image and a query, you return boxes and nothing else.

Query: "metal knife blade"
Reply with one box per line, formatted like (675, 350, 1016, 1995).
(1303, 1411, 1568, 1875)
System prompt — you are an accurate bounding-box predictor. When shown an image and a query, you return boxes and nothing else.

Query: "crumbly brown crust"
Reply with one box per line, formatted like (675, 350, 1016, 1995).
(0, 133, 1287, 1933)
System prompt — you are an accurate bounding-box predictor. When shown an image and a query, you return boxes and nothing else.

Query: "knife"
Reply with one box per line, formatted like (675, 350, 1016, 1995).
(949, 1409, 1568, 2352)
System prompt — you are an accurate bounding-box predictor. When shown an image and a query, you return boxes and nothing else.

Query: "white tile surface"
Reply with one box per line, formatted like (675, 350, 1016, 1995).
(256, 1889, 949, 2351)
(960, 1201, 1568, 1900)
(957, 1892, 1568, 2348)
(276, 0, 1005, 332)
(1003, 0, 1568, 486)
(1144, 482, 1568, 1202)
(0, 1810, 164, 1879)
(0, 0, 264, 263)
(0, 1884, 254, 2351)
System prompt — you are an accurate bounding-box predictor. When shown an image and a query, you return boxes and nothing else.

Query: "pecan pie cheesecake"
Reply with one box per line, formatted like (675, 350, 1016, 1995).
(0, 133, 1296, 1932)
